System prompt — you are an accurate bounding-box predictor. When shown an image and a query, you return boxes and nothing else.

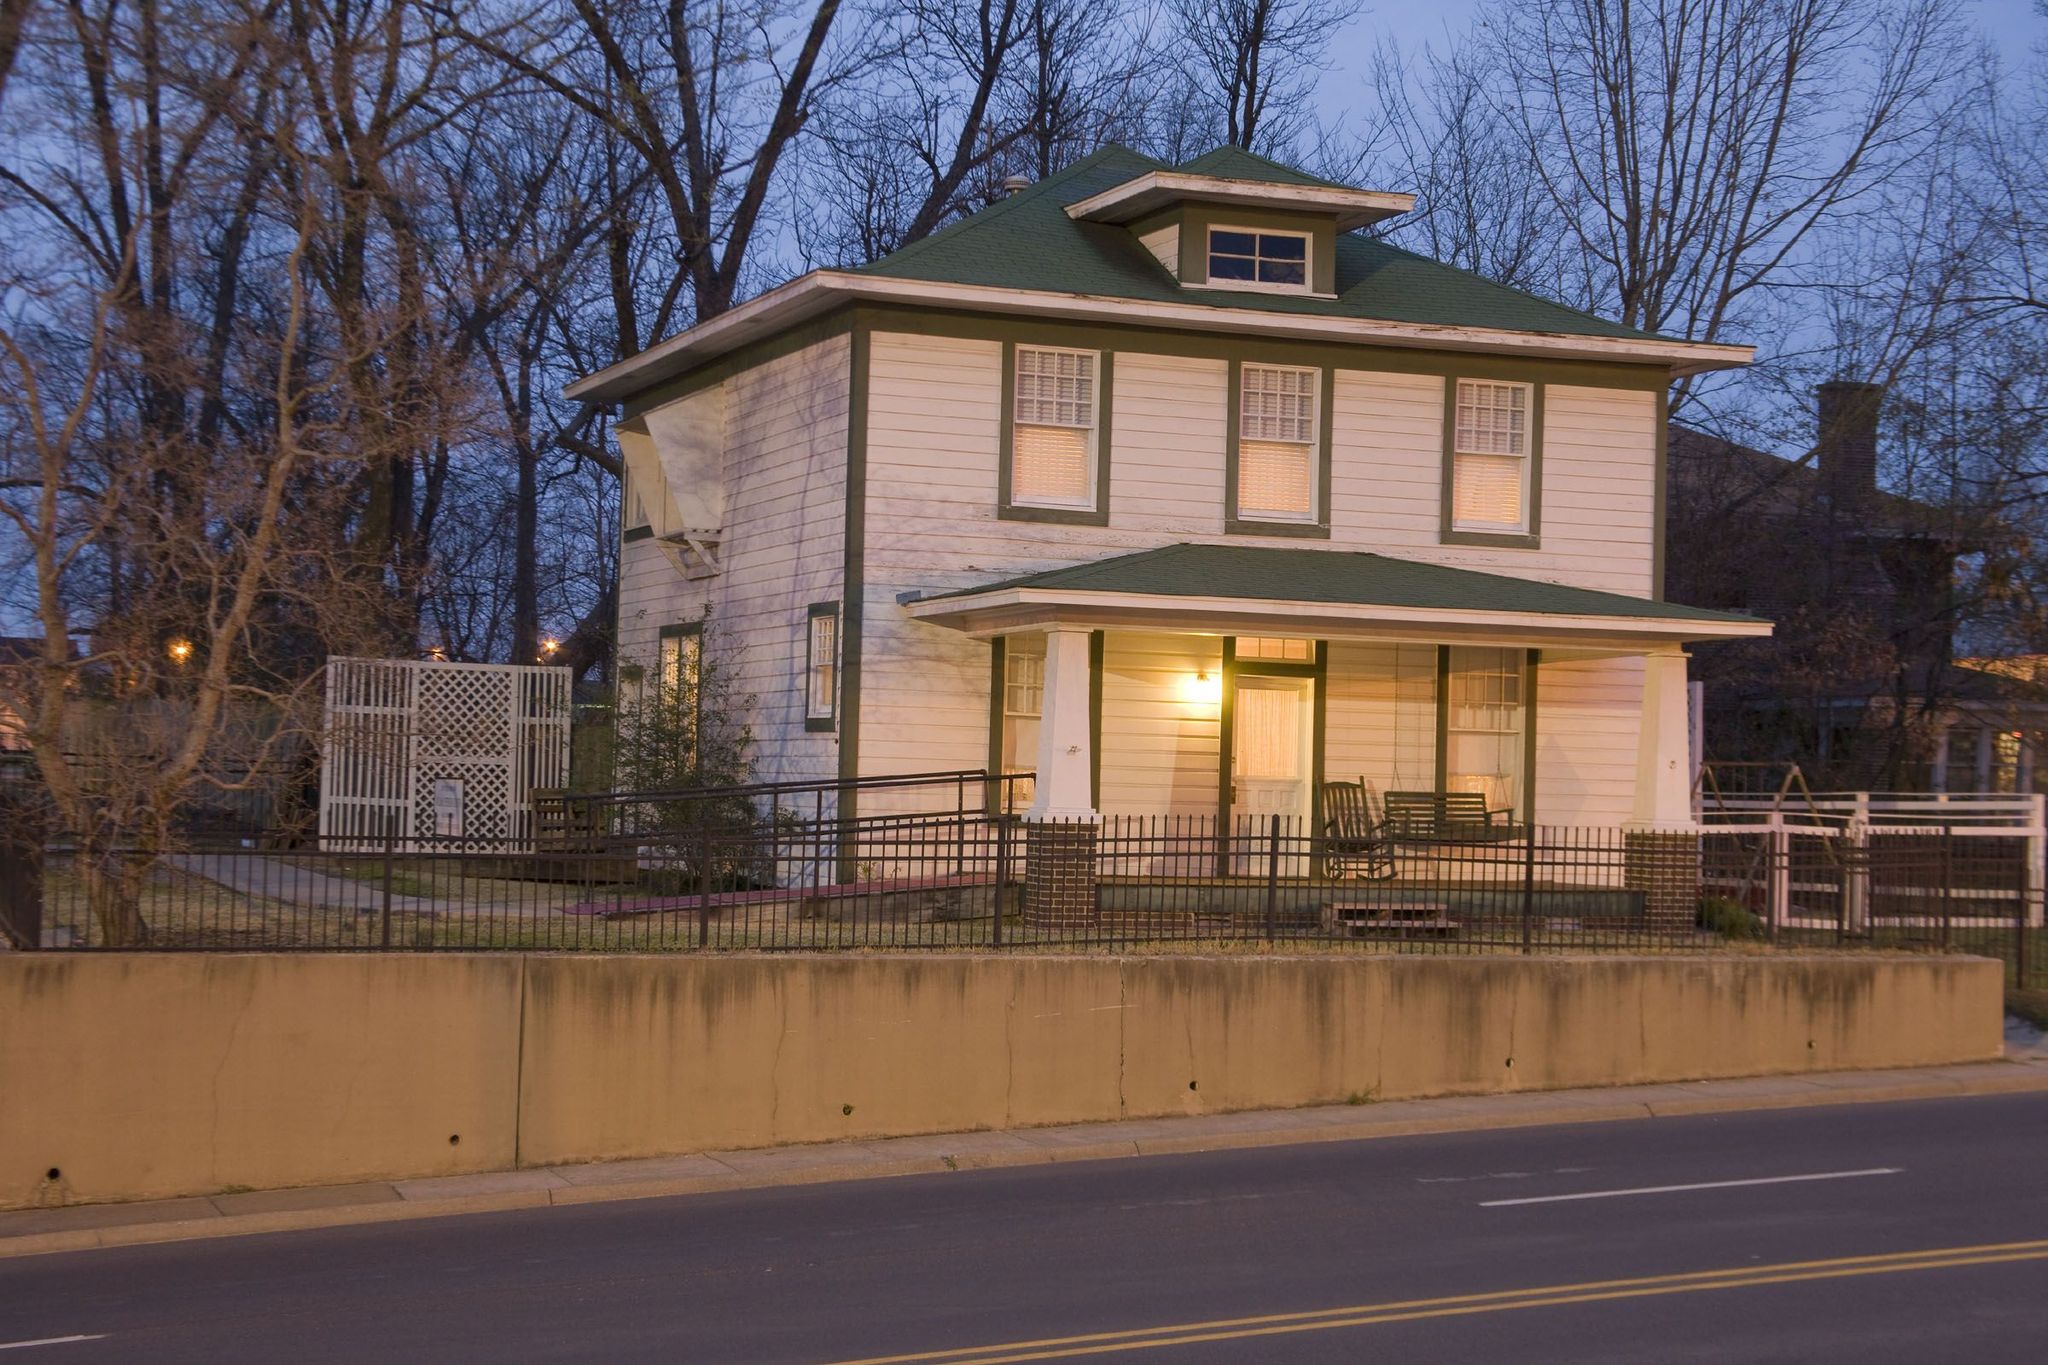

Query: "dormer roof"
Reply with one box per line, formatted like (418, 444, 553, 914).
(1063, 147, 1413, 232)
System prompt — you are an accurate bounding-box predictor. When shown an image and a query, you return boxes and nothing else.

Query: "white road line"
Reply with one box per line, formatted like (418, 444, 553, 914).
(1480, 1167, 1903, 1207)
(0, 1338, 107, 1353)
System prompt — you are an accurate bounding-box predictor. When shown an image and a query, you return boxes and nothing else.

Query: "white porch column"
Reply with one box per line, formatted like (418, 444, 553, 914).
(1629, 650, 1695, 830)
(1025, 625, 1098, 822)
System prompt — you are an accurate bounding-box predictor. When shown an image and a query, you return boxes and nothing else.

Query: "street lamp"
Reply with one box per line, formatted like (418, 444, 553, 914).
(166, 637, 194, 666)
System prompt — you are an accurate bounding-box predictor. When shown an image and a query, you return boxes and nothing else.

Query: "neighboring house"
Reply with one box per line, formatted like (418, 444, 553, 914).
(1665, 385, 2048, 791)
(570, 145, 1766, 843)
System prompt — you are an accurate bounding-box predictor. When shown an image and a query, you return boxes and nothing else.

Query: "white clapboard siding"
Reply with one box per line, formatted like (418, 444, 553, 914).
(859, 333, 1012, 780)
(615, 334, 850, 787)
(1109, 355, 1227, 535)
(1533, 654, 1644, 827)
(1328, 371, 1443, 549)
(1323, 642, 1439, 796)
(1537, 386, 1658, 595)
(1098, 631, 1224, 815)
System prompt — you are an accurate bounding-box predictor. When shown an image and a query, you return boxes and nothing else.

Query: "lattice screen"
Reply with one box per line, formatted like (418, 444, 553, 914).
(319, 657, 571, 851)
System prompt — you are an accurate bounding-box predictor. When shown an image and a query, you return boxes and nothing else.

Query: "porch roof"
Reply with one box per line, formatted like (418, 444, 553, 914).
(903, 543, 1773, 648)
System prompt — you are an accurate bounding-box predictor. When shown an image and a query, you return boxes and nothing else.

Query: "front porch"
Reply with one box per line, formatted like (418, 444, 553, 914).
(900, 544, 1766, 932)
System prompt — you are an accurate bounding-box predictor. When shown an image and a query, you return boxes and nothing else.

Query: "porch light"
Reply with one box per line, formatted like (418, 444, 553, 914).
(1182, 669, 1222, 706)
(539, 637, 561, 660)
(165, 637, 194, 666)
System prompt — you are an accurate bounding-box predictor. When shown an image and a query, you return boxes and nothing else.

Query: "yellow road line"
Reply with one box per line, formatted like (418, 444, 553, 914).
(820, 1239, 2048, 1365)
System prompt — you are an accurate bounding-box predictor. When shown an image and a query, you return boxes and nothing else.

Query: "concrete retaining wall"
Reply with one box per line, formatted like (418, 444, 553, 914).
(0, 952, 2004, 1209)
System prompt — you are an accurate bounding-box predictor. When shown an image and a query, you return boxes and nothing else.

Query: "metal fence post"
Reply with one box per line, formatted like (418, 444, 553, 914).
(1264, 814, 1281, 943)
(2017, 843, 2032, 991)
(991, 815, 1008, 948)
(1939, 832, 1952, 952)
(1521, 825, 1536, 955)
(379, 833, 394, 950)
(697, 822, 713, 950)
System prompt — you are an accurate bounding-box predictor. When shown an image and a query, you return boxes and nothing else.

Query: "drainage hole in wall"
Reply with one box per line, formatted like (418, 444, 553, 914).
(448, 1134, 461, 1147)
(1505, 1057, 1515, 1068)
(45, 1167, 60, 1182)
(1189, 1081, 1199, 1091)
(842, 1104, 854, 1116)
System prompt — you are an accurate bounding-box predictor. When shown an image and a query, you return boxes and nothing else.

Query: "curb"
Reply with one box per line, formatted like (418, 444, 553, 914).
(5, 1064, 2045, 1261)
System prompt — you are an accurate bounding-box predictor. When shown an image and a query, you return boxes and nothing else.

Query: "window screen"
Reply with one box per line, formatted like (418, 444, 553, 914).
(1012, 348, 1096, 507)
(1238, 365, 1316, 520)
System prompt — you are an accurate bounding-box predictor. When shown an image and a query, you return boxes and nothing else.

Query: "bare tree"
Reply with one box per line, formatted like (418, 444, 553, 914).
(1480, 0, 1972, 412)
(1161, 0, 1363, 156)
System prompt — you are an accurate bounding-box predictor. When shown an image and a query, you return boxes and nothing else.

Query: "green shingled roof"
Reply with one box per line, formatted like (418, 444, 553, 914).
(858, 146, 1658, 342)
(923, 543, 1763, 626)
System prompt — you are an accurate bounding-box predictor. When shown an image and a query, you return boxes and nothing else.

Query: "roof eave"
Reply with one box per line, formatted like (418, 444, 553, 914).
(905, 585, 1773, 645)
(1062, 171, 1417, 232)
(567, 272, 1756, 404)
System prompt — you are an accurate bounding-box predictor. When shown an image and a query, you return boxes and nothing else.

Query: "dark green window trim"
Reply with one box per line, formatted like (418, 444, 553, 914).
(805, 600, 840, 733)
(1225, 358, 1334, 539)
(1214, 637, 1237, 876)
(986, 636, 1007, 815)
(1523, 648, 1541, 825)
(655, 620, 704, 727)
(1440, 375, 1545, 549)
(998, 341, 1113, 526)
(1089, 630, 1104, 808)
(622, 524, 654, 544)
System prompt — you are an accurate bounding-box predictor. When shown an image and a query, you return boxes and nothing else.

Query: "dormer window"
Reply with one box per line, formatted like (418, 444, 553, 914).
(1206, 228, 1309, 290)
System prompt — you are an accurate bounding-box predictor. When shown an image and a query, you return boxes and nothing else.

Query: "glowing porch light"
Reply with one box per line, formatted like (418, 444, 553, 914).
(1181, 668, 1222, 706)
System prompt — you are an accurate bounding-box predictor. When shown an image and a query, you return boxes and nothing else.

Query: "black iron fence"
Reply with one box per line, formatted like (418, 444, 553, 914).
(8, 806, 2038, 979)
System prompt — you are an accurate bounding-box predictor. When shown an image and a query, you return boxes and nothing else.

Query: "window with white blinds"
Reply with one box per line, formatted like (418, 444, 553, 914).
(1452, 380, 1532, 531)
(1011, 347, 1097, 508)
(1237, 364, 1317, 521)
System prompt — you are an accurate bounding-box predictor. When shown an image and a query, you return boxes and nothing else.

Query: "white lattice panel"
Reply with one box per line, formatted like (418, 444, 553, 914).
(319, 657, 571, 851)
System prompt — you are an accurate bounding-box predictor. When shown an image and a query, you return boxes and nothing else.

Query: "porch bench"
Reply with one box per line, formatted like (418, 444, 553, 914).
(1383, 791, 1517, 844)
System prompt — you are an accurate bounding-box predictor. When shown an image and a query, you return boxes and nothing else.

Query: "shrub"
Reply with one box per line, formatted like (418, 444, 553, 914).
(1698, 895, 1764, 940)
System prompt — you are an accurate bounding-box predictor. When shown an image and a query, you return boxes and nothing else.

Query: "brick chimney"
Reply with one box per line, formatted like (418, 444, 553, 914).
(1816, 380, 1883, 506)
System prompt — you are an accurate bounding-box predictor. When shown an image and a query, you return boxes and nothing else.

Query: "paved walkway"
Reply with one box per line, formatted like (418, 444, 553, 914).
(6, 1046, 2046, 1260)
(168, 854, 452, 915)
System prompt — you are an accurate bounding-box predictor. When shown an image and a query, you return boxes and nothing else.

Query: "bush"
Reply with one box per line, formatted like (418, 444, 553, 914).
(1698, 895, 1764, 940)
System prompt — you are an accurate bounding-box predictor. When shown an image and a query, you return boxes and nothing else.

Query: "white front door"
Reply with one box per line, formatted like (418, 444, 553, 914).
(1232, 676, 1314, 848)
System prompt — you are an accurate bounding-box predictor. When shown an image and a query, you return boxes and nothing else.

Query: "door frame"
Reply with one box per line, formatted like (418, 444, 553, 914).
(1215, 638, 1327, 874)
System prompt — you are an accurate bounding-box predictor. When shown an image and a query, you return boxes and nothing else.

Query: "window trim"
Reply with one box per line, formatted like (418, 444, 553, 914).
(1226, 359, 1332, 537)
(1441, 376, 1543, 548)
(805, 601, 840, 732)
(1203, 225, 1314, 295)
(999, 340, 1113, 526)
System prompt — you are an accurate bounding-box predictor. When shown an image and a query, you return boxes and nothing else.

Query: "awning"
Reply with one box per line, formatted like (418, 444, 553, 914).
(903, 543, 1771, 650)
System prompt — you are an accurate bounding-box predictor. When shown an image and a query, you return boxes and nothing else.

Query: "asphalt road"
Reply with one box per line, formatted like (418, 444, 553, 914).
(2, 1092, 2046, 1363)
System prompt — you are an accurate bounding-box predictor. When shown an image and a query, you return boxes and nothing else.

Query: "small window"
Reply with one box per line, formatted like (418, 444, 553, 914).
(1236, 637, 1313, 662)
(1452, 380, 1532, 532)
(1208, 228, 1309, 288)
(1237, 364, 1317, 522)
(1011, 347, 1097, 509)
(805, 605, 838, 726)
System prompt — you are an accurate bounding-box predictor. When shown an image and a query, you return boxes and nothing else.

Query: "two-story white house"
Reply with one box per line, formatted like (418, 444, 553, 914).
(569, 146, 1768, 894)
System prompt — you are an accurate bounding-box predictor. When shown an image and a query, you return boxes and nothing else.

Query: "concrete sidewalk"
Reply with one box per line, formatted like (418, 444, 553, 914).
(7, 1049, 2046, 1261)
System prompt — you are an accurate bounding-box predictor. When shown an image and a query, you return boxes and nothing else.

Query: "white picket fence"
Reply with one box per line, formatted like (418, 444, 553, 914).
(1700, 792, 2046, 930)
(318, 657, 571, 852)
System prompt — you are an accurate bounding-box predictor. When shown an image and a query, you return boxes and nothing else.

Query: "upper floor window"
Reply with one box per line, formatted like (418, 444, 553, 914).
(1451, 380, 1532, 533)
(657, 626, 701, 703)
(1207, 228, 1309, 289)
(1237, 364, 1318, 522)
(805, 603, 838, 730)
(1011, 347, 1098, 509)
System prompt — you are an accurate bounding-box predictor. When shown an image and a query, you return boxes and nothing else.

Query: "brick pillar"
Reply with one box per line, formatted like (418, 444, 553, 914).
(1024, 822, 1099, 931)
(1626, 830, 1701, 933)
